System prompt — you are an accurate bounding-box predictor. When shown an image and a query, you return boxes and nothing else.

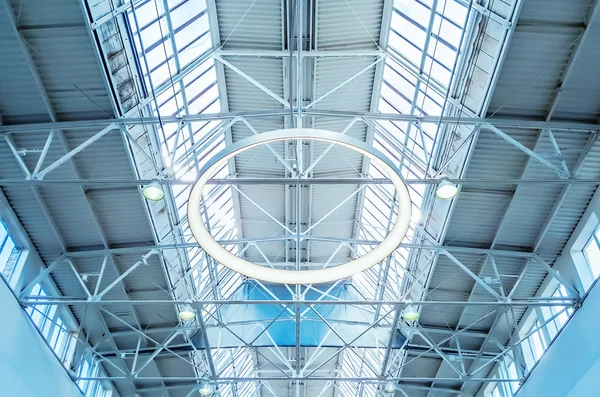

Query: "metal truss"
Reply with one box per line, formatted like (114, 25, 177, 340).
(1, 112, 599, 133)
(3, 0, 596, 395)
(18, 237, 579, 396)
(2, 63, 594, 397)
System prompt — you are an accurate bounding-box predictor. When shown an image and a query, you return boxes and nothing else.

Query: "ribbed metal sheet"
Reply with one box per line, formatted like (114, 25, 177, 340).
(486, 0, 595, 119)
(312, 58, 378, 111)
(216, 0, 283, 50)
(223, 57, 285, 111)
(315, 0, 384, 50)
(518, 0, 593, 25)
(552, 22, 600, 120)
(0, 9, 49, 123)
(22, 27, 113, 120)
(445, 190, 512, 246)
(487, 27, 580, 118)
(0, 0, 112, 123)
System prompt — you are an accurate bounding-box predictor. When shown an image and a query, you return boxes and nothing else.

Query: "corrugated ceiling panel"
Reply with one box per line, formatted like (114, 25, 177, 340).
(223, 57, 285, 111)
(551, 26, 600, 121)
(23, 28, 113, 120)
(87, 188, 154, 245)
(486, 27, 578, 118)
(518, 0, 593, 24)
(315, 0, 384, 50)
(312, 57, 377, 112)
(465, 129, 533, 181)
(0, 11, 50, 123)
(445, 191, 511, 246)
(216, 0, 283, 49)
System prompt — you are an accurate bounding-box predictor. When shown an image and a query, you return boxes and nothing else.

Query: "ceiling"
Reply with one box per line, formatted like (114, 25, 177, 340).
(0, 0, 599, 396)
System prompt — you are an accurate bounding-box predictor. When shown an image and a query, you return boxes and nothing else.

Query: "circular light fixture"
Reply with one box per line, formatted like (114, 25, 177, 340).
(436, 175, 459, 200)
(187, 128, 411, 285)
(142, 181, 165, 201)
(402, 304, 420, 322)
(198, 382, 214, 395)
(178, 303, 195, 321)
(384, 381, 396, 394)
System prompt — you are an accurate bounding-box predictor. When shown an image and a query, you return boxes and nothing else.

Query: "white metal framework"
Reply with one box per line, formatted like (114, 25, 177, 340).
(1, 0, 599, 397)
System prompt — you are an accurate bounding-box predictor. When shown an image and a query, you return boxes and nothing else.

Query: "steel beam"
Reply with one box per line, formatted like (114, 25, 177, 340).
(3, 111, 600, 133)
(57, 240, 542, 260)
(216, 57, 290, 107)
(4, 177, 600, 188)
(36, 124, 118, 179)
(77, 375, 520, 382)
(22, 298, 575, 307)
(485, 124, 569, 178)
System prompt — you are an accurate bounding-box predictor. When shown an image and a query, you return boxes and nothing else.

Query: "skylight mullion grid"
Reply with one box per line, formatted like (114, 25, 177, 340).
(352, 0, 470, 313)
(126, 4, 249, 391)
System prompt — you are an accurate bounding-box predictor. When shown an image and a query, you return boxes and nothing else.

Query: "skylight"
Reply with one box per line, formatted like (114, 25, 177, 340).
(125, 0, 472, 394)
(348, 0, 471, 393)
(125, 0, 247, 388)
(353, 0, 470, 304)
(126, 0, 243, 308)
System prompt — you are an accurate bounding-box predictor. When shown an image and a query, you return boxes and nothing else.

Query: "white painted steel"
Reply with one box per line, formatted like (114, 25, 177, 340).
(187, 128, 411, 284)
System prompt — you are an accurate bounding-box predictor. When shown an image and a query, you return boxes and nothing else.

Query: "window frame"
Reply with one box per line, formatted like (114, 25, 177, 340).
(583, 224, 600, 279)
(0, 218, 23, 282)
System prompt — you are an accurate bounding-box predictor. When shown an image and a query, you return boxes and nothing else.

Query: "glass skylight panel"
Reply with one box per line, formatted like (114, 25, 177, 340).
(128, 0, 211, 88)
(354, 0, 469, 303)
(126, 0, 244, 317)
(338, 348, 384, 397)
(213, 347, 257, 397)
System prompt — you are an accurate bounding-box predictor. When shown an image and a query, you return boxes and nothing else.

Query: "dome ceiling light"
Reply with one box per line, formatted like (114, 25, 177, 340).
(198, 382, 214, 395)
(142, 181, 165, 201)
(436, 174, 459, 200)
(384, 381, 396, 394)
(178, 301, 196, 321)
(402, 304, 420, 322)
(187, 128, 411, 285)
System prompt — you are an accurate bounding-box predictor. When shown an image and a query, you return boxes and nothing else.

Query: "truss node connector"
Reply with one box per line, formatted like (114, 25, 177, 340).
(90, 295, 101, 302)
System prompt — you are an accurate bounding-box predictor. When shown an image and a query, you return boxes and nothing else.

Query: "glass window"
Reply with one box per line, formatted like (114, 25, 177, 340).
(583, 226, 600, 279)
(76, 355, 113, 397)
(26, 283, 76, 366)
(0, 220, 22, 281)
(356, 0, 473, 302)
(506, 360, 519, 393)
(545, 285, 573, 339)
(524, 320, 547, 368)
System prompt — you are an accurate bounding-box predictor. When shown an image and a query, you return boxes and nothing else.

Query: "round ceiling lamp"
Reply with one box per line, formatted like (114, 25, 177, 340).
(384, 381, 396, 394)
(178, 302, 196, 321)
(198, 382, 214, 395)
(187, 128, 411, 285)
(142, 181, 165, 201)
(435, 175, 459, 200)
(402, 304, 420, 322)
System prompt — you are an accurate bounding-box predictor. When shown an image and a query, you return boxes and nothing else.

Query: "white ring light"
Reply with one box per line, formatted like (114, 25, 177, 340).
(187, 128, 411, 285)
